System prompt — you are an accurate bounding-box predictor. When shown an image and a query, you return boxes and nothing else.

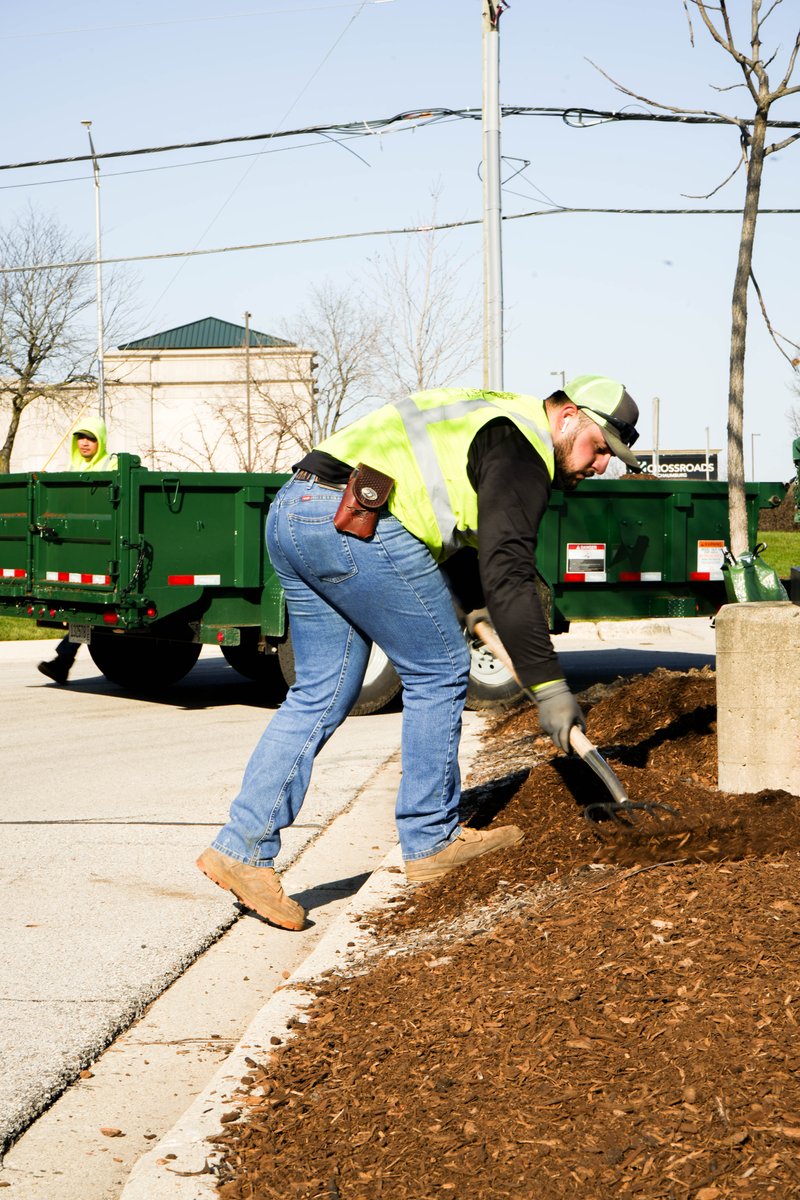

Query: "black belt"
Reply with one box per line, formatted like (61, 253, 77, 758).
(295, 469, 347, 491)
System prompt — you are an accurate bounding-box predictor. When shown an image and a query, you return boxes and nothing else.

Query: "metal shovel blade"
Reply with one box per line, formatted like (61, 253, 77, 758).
(569, 727, 678, 825)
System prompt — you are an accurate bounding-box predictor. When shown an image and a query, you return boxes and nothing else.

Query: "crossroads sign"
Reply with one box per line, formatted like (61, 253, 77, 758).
(635, 451, 719, 481)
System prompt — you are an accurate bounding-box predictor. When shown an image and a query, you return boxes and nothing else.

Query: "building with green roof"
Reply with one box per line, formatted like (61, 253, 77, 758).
(117, 316, 294, 353)
(101, 316, 315, 473)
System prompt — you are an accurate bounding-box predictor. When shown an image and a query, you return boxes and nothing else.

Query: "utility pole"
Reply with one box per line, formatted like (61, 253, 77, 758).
(81, 121, 105, 420)
(482, 1, 505, 391)
(652, 397, 660, 478)
(244, 311, 252, 471)
(751, 432, 760, 482)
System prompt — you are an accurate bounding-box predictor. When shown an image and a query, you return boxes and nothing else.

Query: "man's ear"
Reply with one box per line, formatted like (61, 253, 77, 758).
(550, 401, 579, 439)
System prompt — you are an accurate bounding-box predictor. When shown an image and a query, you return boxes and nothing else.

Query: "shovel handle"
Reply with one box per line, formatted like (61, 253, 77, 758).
(568, 727, 595, 759)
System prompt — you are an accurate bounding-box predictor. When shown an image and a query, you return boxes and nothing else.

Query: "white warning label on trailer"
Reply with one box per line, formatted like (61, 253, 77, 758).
(566, 543, 607, 580)
(696, 540, 725, 578)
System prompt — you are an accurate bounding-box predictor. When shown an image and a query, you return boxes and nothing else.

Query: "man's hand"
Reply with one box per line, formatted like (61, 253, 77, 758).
(532, 679, 585, 753)
(464, 607, 493, 636)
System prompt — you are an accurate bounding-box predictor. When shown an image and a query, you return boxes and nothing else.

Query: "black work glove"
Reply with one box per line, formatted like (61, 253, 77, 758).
(532, 679, 586, 753)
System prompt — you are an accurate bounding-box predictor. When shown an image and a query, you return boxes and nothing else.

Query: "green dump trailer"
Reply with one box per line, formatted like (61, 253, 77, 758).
(0, 455, 783, 711)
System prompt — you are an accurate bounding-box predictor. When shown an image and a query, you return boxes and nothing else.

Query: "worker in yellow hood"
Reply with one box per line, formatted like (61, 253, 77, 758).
(67, 416, 117, 471)
(38, 415, 118, 684)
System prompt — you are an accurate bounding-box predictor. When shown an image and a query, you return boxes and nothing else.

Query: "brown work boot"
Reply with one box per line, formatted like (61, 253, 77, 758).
(405, 824, 525, 883)
(196, 847, 305, 931)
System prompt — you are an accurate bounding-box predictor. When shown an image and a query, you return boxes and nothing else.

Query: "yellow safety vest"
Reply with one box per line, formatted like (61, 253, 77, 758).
(317, 388, 553, 561)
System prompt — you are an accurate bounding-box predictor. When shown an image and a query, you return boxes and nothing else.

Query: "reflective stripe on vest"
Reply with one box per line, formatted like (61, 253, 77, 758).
(392, 394, 553, 555)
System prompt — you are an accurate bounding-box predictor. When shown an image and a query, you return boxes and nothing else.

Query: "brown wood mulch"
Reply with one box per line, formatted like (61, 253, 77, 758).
(211, 667, 800, 1199)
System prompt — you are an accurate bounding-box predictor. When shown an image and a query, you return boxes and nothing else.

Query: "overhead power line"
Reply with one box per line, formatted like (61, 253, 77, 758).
(2, 206, 798, 276)
(0, 111, 465, 174)
(1, 105, 799, 175)
(0, 3, 389, 41)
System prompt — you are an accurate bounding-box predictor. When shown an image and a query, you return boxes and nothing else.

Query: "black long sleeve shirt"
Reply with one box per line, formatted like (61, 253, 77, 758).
(296, 417, 562, 688)
(465, 419, 561, 689)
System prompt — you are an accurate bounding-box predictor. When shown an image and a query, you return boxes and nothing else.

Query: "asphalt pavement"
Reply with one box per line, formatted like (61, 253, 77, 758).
(0, 640, 427, 1179)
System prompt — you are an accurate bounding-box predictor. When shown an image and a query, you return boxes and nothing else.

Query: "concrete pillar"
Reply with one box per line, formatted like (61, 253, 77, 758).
(716, 601, 800, 794)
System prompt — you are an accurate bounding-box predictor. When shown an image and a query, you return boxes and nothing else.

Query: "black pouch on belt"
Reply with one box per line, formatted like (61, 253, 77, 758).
(333, 462, 395, 539)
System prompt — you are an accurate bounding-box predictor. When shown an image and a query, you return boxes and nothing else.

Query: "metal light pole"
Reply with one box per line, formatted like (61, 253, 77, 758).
(244, 311, 252, 471)
(81, 121, 105, 420)
(704, 426, 711, 479)
(550, 370, 566, 391)
(652, 397, 660, 477)
(751, 432, 760, 481)
(482, 1, 505, 391)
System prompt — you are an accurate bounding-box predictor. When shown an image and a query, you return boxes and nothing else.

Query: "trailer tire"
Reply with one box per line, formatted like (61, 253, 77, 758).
(89, 633, 201, 691)
(277, 627, 402, 716)
(221, 629, 289, 702)
(464, 631, 525, 711)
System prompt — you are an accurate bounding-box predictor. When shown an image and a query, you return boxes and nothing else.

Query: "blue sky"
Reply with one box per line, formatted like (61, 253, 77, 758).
(2, 1, 799, 481)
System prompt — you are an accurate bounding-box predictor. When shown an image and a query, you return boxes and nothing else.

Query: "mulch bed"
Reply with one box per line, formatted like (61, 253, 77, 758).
(212, 668, 800, 1199)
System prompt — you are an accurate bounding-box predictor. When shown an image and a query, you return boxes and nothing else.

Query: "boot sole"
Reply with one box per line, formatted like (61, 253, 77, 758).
(196, 858, 305, 931)
(406, 830, 525, 883)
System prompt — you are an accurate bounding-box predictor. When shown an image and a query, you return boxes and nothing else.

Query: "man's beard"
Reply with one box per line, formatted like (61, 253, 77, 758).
(553, 428, 581, 491)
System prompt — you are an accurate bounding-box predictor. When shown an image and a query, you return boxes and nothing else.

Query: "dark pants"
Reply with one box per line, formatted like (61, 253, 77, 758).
(54, 636, 80, 667)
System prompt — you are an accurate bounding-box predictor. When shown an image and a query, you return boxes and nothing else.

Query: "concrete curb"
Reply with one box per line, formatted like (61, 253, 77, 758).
(564, 617, 714, 644)
(121, 849, 408, 1199)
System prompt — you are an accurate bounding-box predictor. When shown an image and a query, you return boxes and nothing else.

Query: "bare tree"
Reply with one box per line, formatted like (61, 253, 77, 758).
(367, 222, 482, 400)
(281, 281, 381, 448)
(593, 1, 800, 555)
(206, 283, 381, 470)
(786, 402, 800, 442)
(0, 212, 94, 471)
(170, 236, 481, 473)
(0, 208, 135, 472)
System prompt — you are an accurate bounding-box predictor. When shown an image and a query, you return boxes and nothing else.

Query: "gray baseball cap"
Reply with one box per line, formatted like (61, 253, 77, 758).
(563, 375, 642, 472)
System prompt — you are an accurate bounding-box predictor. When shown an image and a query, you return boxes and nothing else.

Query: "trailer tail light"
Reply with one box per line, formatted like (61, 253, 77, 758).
(103, 612, 119, 625)
(146, 605, 157, 618)
(49, 608, 56, 617)
(27, 605, 34, 614)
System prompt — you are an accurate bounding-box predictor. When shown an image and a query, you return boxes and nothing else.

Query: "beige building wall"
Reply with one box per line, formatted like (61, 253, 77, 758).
(8, 343, 316, 474)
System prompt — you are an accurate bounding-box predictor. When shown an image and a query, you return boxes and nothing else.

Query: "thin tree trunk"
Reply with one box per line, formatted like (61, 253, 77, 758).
(0, 402, 22, 473)
(728, 104, 768, 556)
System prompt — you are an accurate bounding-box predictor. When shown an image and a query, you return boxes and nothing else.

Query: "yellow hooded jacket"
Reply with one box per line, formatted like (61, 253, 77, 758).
(68, 416, 117, 472)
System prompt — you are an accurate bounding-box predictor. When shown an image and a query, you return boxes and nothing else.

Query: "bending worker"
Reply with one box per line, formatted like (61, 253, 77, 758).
(38, 417, 117, 685)
(198, 375, 642, 930)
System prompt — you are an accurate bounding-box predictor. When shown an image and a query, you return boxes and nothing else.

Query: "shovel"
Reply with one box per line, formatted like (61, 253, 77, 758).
(567, 726, 677, 825)
(469, 616, 678, 826)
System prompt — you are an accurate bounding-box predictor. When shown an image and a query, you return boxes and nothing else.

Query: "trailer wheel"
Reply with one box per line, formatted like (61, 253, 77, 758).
(349, 643, 402, 716)
(464, 632, 524, 711)
(221, 629, 289, 702)
(89, 633, 201, 691)
(277, 627, 402, 716)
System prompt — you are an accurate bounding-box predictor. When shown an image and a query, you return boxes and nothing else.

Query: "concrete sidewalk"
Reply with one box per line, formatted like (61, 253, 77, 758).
(0, 641, 417, 1190)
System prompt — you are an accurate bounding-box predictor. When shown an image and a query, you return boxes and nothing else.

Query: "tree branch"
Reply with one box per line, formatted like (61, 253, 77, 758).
(750, 267, 800, 365)
(681, 0, 696, 46)
(759, 0, 784, 30)
(766, 128, 800, 154)
(776, 29, 800, 91)
(586, 57, 743, 125)
(681, 145, 746, 197)
(689, 0, 761, 101)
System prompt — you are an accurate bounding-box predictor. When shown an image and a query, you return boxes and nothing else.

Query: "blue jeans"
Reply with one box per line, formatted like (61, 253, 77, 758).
(212, 475, 470, 866)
